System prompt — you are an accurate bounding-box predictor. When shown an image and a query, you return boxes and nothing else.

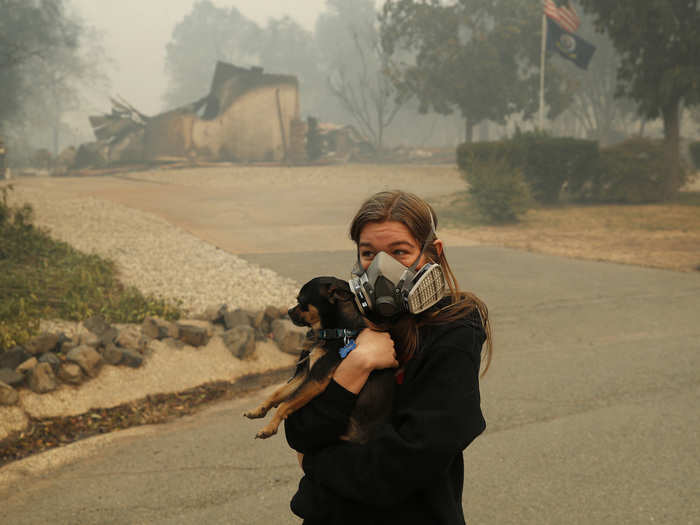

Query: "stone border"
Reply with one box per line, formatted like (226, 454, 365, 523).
(0, 305, 307, 404)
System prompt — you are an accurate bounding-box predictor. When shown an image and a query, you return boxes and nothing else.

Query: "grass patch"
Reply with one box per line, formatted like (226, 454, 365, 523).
(431, 189, 700, 272)
(0, 186, 182, 351)
(673, 190, 700, 206)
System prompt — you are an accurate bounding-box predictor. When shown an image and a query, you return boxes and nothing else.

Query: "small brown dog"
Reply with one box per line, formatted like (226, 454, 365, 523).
(243, 276, 395, 442)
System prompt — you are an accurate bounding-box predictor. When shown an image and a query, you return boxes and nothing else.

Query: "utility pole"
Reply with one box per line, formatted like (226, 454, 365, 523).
(538, 12, 547, 130)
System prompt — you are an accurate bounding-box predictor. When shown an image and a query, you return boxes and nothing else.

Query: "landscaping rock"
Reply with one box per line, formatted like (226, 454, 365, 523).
(222, 325, 256, 359)
(84, 315, 111, 336)
(24, 332, 60, 355)
(102, 343, 124, 365)
(200, 303, 227, 324)
(38, 352, 61, 373)
(56, 332, 71, 351)
(79, 330, 101, 349)
(0, 368, 24, 387)
(28, 362, 58, 393)
(223, 308, 251, 330)
(142, 316, 178, 340)
(162, 337, 185, 350)
(116, 326, 147, 352)
(265, 305, 283, 321)
(17, 357, 38, 374)
(66, 345, 103, 378)
(58, 337, 79, 354)
(58, 362, 83, 385)
(0, 380, 19, 406)
(0, 346, 30, 370)
(100, 326, 119, 346)
(271, 319, 308, 355)
(120, 349, 144, 368)
(253, 310, 269, 339)
(176, 320, 211, 347)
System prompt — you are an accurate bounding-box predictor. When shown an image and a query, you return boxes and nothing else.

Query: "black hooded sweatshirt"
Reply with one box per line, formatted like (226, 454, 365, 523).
(284, 310, 487, 525)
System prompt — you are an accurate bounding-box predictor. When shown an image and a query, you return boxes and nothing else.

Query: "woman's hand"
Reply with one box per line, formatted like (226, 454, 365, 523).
(333, 329, 398, 394)
(353, 329, 398, 370)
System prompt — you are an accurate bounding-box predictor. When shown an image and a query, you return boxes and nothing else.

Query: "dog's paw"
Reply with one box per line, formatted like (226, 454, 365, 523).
(255, 425, 278, 439)
(243, 408, 266, 419)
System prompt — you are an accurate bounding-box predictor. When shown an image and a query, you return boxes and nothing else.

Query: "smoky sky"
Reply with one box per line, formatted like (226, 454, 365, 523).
(71, 0, 331, 115)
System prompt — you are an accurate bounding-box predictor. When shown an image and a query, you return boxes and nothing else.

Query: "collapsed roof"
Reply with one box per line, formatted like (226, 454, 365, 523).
(86, 62, 301, 165)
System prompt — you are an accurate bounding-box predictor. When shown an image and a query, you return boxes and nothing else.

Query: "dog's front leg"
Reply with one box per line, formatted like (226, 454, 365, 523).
(243, 350, 310, 419)
(254, 373, 335, 439)
(243, 372, 307, 419)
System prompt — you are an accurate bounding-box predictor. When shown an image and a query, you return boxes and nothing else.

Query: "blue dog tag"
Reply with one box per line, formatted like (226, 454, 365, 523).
(339, 339, 356, 359)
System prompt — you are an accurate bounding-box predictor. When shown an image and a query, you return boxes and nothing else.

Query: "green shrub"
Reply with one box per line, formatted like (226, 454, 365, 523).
(0, 187, 182, 351)
(516, 132, 599, 204)
(456, 141, 507, 174)
(461, 157, 532, 224)
(595, 138, 678, 204)
(457, 132, 599, 205)
(690, 141, 700, 170)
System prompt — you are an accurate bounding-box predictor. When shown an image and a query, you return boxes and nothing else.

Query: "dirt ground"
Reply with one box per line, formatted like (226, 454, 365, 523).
(430, 171, 700, 273)
(2, 165, 699, 525)
(437, 199, 700, 273)
(5, 164, 700, 274)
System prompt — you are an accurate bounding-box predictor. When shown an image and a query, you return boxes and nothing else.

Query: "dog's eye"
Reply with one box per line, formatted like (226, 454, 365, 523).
(298, 303, 309, 312)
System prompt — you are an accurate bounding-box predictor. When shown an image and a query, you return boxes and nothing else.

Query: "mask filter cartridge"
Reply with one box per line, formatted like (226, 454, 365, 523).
(349, 251, 446, 317)
(406, 264, 446, 314)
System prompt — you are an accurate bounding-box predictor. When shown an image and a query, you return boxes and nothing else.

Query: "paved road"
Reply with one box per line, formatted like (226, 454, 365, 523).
(2, 170, 700, 524)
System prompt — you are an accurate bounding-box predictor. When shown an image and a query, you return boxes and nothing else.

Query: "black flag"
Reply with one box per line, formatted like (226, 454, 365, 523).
(546, 17, 596, 70)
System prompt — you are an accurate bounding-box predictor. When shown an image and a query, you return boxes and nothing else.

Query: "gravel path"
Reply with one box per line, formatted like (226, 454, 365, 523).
(1, 180, 302, 440)
(6, 183, 299, 314)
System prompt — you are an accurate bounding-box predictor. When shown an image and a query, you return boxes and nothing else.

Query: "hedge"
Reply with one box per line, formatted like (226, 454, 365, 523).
(458, 131, 599, 204)
(595, 138, 676, 203)
(461, 157, 532, 223)
(690, 141, 700, 170)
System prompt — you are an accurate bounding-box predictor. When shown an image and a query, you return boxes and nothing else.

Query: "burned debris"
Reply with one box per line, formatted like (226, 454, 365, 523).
(74, 62, 304, 169)
(28, 61, 422, 175)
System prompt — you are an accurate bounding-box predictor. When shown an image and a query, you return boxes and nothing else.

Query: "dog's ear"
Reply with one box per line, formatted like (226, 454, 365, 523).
(328, 282, 354, 303)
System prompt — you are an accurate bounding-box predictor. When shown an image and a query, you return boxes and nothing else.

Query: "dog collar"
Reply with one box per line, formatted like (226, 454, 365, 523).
(317, 328, 360, 343)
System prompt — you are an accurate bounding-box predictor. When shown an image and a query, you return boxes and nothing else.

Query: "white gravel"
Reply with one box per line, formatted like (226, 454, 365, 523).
(0, 182, 301, 438)
(6, 184, 299, 315)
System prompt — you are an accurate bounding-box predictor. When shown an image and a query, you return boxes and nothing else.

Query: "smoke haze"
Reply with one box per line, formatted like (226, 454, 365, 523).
(72, 0, 329, 115)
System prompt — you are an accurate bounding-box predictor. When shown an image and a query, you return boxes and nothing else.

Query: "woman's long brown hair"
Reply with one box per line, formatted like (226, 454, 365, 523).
(350, 190, 493, 375)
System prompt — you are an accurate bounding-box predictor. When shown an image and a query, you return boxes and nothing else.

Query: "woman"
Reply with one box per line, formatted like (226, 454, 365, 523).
(285, 190, 492, 524)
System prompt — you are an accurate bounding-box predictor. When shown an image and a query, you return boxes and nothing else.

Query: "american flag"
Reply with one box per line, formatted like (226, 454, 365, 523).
(543, 0, 581, 34)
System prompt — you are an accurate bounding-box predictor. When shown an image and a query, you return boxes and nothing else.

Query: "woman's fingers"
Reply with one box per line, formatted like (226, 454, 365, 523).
(356, 329, 398, 369)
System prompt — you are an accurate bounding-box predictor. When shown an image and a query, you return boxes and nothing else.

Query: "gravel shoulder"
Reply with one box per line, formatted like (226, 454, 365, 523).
(2, 164, 467, 445)
(4, 182, 300, 314)
(1, 173, 306, 442)
(3, 164, 695, 438)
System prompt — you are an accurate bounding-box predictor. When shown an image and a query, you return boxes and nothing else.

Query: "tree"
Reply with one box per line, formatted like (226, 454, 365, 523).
(163, 0, 262, 108)
(552, 4, 637, 143)
(257, 16, 324, 119)
(0, 0, 78, 128)
(315, 0, 408, 151)
(379, 0, 571, 141)
(23, 21, 109, 155)
(164, 3, 322, 117)
(0, 0, 107, 158)
(577, 0, 700, 197)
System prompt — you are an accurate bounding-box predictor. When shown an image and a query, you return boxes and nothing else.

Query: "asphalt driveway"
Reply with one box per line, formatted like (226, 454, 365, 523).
(2, 168, 699, 524)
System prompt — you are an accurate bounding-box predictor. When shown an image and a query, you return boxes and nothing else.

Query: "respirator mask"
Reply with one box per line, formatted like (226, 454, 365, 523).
(348, 225, 447, 318)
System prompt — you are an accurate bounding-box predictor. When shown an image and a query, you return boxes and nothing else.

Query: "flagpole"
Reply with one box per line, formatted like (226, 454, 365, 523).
(538, 12, 547, 130)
